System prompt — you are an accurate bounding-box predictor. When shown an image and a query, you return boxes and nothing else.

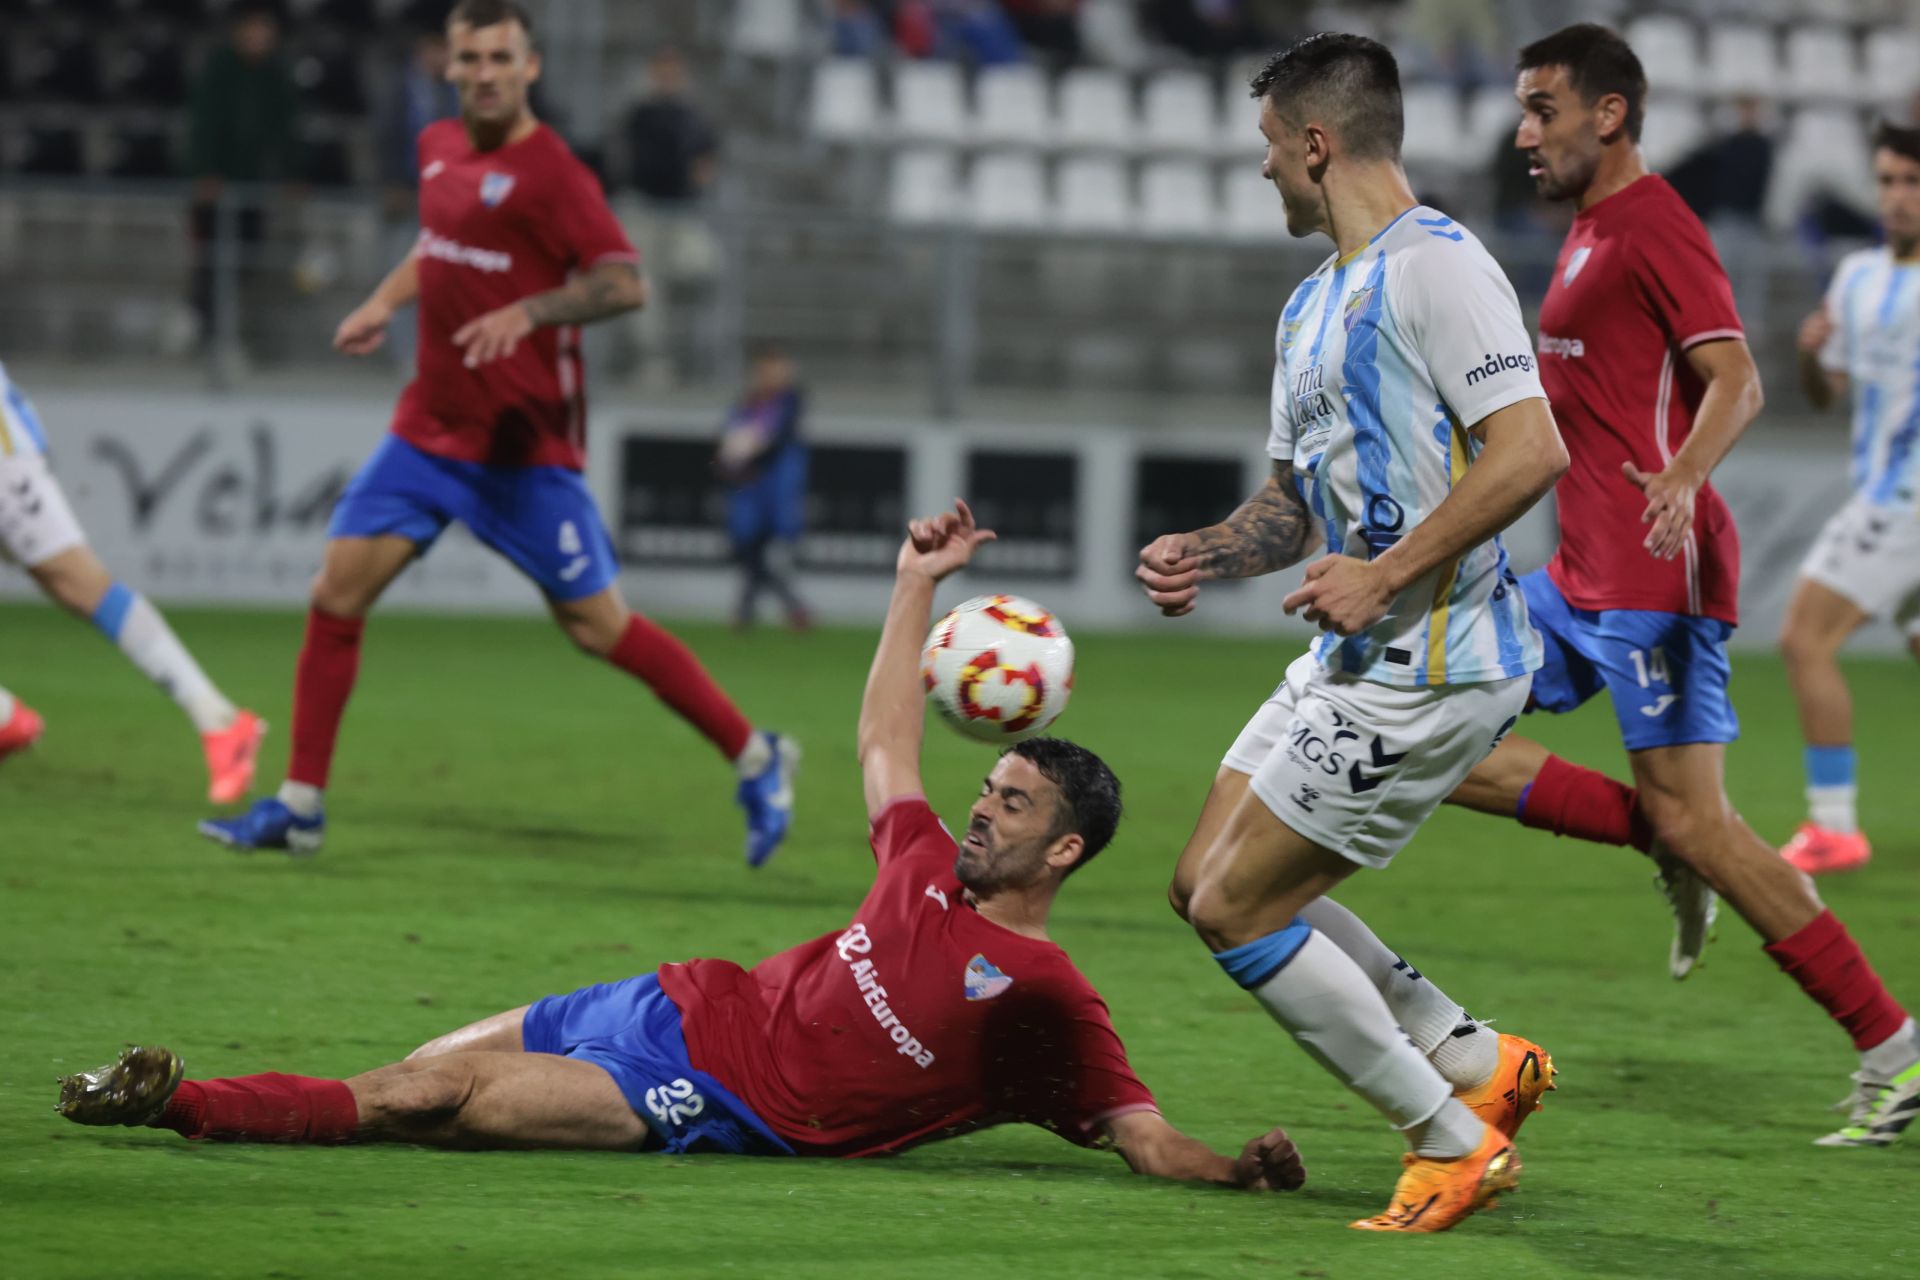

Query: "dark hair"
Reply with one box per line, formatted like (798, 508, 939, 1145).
(1004, 738, 1122, 875)
(448, 0, 533, 38)
(1872, 120, 1920, 166)
(1249, 33, 1404, 163)
(1517, 23, 1647, 144)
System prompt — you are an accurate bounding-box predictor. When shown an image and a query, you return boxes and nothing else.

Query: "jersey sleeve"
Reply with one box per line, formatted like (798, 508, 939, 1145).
(867, 796, 958, 869)
(987, 978, 1159, 1147)
(1819, 254, 1865, 374)
(549, 158, 641, 271)
(1631, 205, 1745, 352)
(1392, 238, 1546, 430)
(1267, 314, 1298, 462)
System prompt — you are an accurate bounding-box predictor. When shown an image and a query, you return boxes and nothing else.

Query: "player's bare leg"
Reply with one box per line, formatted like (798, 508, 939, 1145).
(407, 1006, 530, 1059)
(550, 584, 798, 866)
(347, 1052, 655, 1151)
(1777, 578, 1873, 873)
(200, 534, 416, 852)
(28, 543, 263, 802)
(1174, 778, 1517, 1231)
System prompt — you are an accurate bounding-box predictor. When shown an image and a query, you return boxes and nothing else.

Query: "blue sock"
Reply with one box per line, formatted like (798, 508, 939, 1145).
(1212, 919, 1313, 990)
(1804, 745, 1856, 790)
(90, 581, 136, 641)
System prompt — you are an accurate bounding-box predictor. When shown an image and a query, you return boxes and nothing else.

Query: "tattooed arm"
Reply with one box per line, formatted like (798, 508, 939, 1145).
(450, 262, 647, 368)
(1136, 462, 1321, 617)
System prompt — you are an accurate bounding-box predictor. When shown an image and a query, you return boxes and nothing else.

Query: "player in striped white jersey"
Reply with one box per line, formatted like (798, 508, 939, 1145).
(1137, 35, 1570, 1233)
(1779, 122, 1920, 877)
(0, 362, 263, 797)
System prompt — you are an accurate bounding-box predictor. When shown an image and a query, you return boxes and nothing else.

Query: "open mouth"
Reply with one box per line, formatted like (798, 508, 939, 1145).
(963, 830, 988, 852)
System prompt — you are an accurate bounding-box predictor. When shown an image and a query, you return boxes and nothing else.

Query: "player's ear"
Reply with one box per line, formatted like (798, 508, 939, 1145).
(1303, 121, 1332, 176)
(525, 49, 542, 85)
(1046, 831, 1085, 875)
(1593, 92, 1628, 145)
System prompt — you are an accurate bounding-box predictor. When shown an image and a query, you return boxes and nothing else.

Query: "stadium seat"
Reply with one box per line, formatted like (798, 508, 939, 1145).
(1784, 27, 1861, 105)
(292, 47, 368, 116)
(19, 125, 86, 176)
(1640, 98, 1709, 171)
(1400, 83, 1466, 171)
(1705, 25, 1781, 100)
(1141, 70, 1215, 154)
(1214, 75, 1261, 158)
(1221, 166, 1285, 241)
(889, 148, 960, 226)
(21, 33, 104, 105)
(1079, 0, 1153, 72)
(1767, 106, 1875, 230)
(974, 64, 1050, 148)
(1055, 154, 1132, 233)
(1465, 86, 1520, 163)
(108, 125, 176, 180)
(970, 151, 1048, 230)
(112, 32, 190, 108)
(1137, 159, 1216, 238)
(810, 59, 882, 143)
(1624, 15, 1700, 95)
(1056, 68, 1131, 151)
(893, 61, 967, 145)
(732, 0, 807, 60)
(1864, 28, 1920, 107)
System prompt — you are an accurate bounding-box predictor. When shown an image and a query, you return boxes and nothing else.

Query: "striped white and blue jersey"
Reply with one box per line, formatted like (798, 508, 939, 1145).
(0, 361, 50, 459)
(1269, 205, 1545, 688)
(1820, 248, 1920, 511)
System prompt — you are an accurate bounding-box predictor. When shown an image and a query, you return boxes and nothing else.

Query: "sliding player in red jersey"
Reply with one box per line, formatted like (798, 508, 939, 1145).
(198, 1, 796, 865)
(59, 501, 1307, 1196)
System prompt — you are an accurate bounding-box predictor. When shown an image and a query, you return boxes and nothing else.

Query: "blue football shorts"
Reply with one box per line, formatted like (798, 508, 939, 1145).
(522, 972, 794, 1156)
(329, 435, 619, 601)
(1520, 569, 1739, 750)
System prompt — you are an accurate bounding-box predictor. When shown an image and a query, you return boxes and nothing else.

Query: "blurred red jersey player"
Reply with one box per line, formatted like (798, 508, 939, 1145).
(199, 0, 798, 866)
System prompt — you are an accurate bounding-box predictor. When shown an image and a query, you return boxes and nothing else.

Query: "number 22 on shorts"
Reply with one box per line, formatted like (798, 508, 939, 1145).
(645, 1077, 706, 1128)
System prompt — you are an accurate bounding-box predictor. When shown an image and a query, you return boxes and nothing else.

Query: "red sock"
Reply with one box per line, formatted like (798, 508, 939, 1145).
(1516, 754, 1653, 852)
(287, 608, 365, 789)
(157, 1074, 359, 1143)
(607, 614, 752, 759)
(1764, 909, 1909, 1051)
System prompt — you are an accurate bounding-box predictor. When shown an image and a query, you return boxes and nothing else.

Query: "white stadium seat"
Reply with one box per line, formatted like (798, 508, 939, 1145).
(1079, 0, 1153, 72)
(1624, 15, 1700, 96)
(810, 59, 882, 142)
(1767, 107, 1876, 231)
(1784, 27, 1861, 105)
(1141, 70, 1216, 154)
(1221, 166, 1285, 241)
(1864, 28, 1920, 106)
(1056, 68, 1131, 151)
(970, 151, 1049, 230)
(1055, 154, 1132, 233)
(889, 149, 960, 226)
(1465, 86, 1520, 164)
(731, 0, 806, 60)
(893, 61, 968, 145)
(1138, 160, 1216, 238)
(974, 64, 1050, 148)
(1640, 98, 1709, 171)
(1400, 83, 1466, 170)
(1705, 25, 1781, 99)
(1215, 75, 1263, 157)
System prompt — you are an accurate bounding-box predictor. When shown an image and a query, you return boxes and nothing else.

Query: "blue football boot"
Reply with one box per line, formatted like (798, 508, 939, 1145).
(736, 731, 799, 868)
(198, 796, 325, 855)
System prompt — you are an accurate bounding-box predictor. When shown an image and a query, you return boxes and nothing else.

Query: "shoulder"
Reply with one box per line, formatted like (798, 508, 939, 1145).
(418, 118, 465, 154)
(1383, 213, 1512, 308)
(1628, 179, 1719, 255)
(1830, 248, 1885, 291)
(869, 795, 958, 858)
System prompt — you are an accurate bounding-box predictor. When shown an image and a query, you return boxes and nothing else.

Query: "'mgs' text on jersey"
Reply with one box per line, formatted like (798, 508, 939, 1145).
(1271, 206, 1545, 687)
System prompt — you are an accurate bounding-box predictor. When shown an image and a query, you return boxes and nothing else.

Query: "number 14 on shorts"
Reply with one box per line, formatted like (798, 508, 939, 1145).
(1629, 646, 1678, 718)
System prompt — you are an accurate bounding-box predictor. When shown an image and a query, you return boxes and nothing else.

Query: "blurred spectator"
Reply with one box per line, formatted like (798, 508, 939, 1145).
(717, 346, 812, 632)
(895, 1, 1028, 65)
(1000, 1, 1085, 67)
(378, 26, 461, 375)
(1668, 97, 1774, 226)
(831, 0, 892, 57)
(623, 48, 723, 385)
(1139, 0, 1266, 60)
(1402, 0, 1503, 89)
(185, 1, 299, 352)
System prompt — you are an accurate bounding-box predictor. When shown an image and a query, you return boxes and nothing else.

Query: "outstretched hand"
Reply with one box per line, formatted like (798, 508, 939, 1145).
(1622, 459, 1699, 561)
(899, 499, 997, 584)
(1233, 1126, 1307, 1192)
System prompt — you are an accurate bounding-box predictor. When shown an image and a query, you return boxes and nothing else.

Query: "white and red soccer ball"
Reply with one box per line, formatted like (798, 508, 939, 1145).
(922, 594, 1074, 743)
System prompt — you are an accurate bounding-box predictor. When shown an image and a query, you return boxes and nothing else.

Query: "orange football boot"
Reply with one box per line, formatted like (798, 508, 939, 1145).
(201, 709, 266, 805)
(1456, 1032, 1557, 1139)
(1351, 1123, 1521, 1233)
(0, 697, 45, 764)
(1780, 822, 1871, 875)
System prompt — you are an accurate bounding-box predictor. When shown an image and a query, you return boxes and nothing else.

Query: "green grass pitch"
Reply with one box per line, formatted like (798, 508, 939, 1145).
(1, 601, 1913, 1279)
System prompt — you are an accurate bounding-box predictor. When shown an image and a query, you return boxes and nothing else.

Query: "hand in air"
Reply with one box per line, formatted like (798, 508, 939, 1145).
(1282, 554, 1392, 636)
(452, 302, 536, 369)
(1622, 460, 1698, 561)
(333, 300, 392, 356)
(900, 499, 997, 583)
(1234, 1126, 1307, 1192)
(1136, 533, 1203, 617)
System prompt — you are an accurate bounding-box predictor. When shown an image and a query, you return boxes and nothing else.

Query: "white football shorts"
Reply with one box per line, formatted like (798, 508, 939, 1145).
(1799, 496, 1920, 636)
(1223, 651, 1529, 869)
(0, 451, 86, 568)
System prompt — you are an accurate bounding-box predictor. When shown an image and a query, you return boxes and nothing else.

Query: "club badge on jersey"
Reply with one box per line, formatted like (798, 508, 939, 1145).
(479, 172, 515, 208)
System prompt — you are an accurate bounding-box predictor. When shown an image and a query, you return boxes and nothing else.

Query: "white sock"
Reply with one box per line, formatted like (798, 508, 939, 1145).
(1244, 931, 1460, 1150)
(1298, 897, 1467, 1057)
(734, 730, 772, 778)
(93, 585, 235, 734)
(1861, 1016, 1920, 1079)
(0, 686, 14, 721)
(1808, 785, 1857, 834)
(1429, 1019, 1501, 1091)
(278, 781, 323, 817)
(1408, 1097, 1487, 1159)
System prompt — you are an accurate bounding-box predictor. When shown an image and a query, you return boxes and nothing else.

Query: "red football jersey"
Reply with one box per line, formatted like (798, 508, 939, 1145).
(657, 798, 1158, 1158)
(391, 120, 638, 471)
(1535, 175, 1743, 622)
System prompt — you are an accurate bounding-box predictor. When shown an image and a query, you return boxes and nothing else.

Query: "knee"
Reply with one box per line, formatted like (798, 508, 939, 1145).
(309, 570, 371, 619)
(1185, 879, 1257, 954)
(558, 611, 625, 658)
(1778, 619, 1835, 669)
(1638, 790, 1730, 863)
(360, 1060, 471, 1124)
(1167, 873, 1194, 923)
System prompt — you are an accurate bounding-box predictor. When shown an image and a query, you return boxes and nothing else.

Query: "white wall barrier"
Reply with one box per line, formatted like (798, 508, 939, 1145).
(1, 385, 1903, 653)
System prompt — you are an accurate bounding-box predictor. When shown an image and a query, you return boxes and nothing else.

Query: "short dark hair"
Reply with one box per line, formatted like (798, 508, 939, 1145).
(1518, 23, 1648, 144)
(1872, 120, 1920, 166)
(1249, 33, 1404, 163)
(448, 0, 533, 38)
(1004, 738, 1122, 875)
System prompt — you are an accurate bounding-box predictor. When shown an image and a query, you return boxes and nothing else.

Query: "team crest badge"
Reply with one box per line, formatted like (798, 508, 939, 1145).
(1562, 246, 1592, 287)
(963, 954, 1014, 1002)
(1342, 285, 1376, 334)
(421, 159, 445, 182)
(480, 172, 516, 208)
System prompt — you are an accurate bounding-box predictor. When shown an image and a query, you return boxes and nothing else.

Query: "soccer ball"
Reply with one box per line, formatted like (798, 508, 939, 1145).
(922, 594, 1074, 743)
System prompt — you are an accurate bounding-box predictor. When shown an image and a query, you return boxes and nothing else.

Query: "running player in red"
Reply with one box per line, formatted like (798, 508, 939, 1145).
(199, 1, 797, 865)
(58, 501, 1308, 1196)
(1435, 24, 1917, 1148)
